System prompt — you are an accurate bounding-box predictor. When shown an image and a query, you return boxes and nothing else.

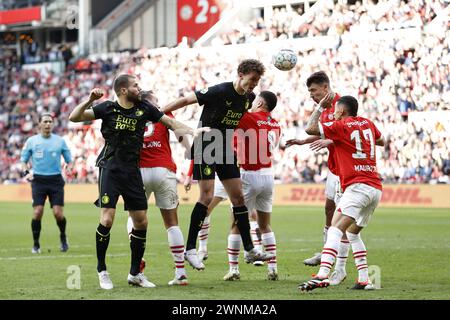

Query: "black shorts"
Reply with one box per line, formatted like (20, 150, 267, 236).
(31, 174, 65, 208)
(193, 162, 240, 181)
(94, 167, 148, 211)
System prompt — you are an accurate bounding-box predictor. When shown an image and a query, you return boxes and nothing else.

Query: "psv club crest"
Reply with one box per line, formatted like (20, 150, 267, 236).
(143, 122, 155, 137)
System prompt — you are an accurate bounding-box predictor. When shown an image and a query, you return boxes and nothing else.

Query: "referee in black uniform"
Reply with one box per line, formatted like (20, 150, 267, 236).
(163, 59, 275, 270)
(69, 74, 207, 290)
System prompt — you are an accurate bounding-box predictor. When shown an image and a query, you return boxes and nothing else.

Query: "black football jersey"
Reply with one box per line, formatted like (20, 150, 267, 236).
(93, 100, 164, 169)
(195, 82, 255, 132)
(191, 82, 256, 161)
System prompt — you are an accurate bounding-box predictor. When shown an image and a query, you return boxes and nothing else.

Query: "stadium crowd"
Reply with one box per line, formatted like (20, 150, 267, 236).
(212, 0, 447, 45)
(0, 0, 449, 185)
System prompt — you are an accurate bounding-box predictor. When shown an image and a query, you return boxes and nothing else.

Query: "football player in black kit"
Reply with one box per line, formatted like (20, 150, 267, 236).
(163, 59, 275, 270)
(69, 74, 207, 290)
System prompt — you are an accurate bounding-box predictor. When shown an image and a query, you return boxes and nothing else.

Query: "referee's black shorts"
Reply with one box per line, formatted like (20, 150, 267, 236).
(31, 174, 65, 207)
(94, 167, 148, 211)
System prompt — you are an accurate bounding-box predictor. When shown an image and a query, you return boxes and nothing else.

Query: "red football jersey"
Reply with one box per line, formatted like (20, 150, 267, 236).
(319, 116, 382, 191)
(139, 112, 177, 172)
(320, 93, 340, 176)
(234, 111, 281, 171)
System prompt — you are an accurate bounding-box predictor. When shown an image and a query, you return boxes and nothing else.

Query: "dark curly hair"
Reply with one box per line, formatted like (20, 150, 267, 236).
(237, 59, 266, 76)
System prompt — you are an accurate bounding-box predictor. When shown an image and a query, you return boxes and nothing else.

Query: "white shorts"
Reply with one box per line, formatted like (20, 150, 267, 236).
(337, 183, 382, 227)
(241, 168, 274, 213)
(140, 167, 178, 210)
(325, 170, 341, 202)
(213, 176, 229, 200)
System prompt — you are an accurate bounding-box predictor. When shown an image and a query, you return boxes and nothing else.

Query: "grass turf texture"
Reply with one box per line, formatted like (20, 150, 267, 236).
(0, 202, 449, 300)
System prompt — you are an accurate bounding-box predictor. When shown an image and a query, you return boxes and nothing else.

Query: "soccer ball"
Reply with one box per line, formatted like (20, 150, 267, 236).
(272, 49, 297, 71)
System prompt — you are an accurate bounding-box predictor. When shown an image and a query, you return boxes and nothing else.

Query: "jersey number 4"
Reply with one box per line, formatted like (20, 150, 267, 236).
(351, 129, 374, 159)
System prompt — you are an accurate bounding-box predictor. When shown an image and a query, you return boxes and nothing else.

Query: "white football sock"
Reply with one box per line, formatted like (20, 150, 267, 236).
(127, 216, 133, 239)
(323, 226, 329, 243)
(167, 226, 186, 278)
(346, 231, 368, 283)
(227, 233, 241, 271)
(317, 226, 342, 278)
(335, 239, 350, 272)
(250, 221, 262, 251)
(261, 232, 277, 272)
(198, 215, 210, 252)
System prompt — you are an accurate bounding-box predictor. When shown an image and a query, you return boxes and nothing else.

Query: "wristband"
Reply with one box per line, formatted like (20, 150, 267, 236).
(21, 169, 30, 178)
(317, 106, 324, 113)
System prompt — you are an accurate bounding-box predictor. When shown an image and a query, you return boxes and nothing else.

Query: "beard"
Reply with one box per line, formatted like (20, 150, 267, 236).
(127, 91, 140, 103)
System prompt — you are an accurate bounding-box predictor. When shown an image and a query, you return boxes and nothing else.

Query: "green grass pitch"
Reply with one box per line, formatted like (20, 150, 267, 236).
(0, 202, 449, 300)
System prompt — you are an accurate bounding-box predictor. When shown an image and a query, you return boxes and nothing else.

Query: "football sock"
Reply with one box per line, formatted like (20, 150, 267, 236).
(96, 224, 111, 272)
(31, 219, 41, 247)
(250, 221, 262, 251)
(126, 216, 133, 239)
(317, 226, 342, 278)
(186, 202, 208, 251)
(262, 232, 277, 272)
(130, 228, 147, 276)
(323, 226, 329, 243)
(227, 233, 241, 270)
(346, 231, 369, 283)
(167, 226, 186, 278)
(56, 217, 67, 240)
(335, 238, 350, 272)
(232, 206, 253, 252)
(198, 215, 210, 252)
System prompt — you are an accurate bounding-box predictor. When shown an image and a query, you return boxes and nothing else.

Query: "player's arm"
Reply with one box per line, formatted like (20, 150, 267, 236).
(162, 93, 198, 113)
(310, 139, 334, 152)
(376, 136, 385, 146)
(69, 88, 104, 122)
(184, 160, 194, 192)
(159, 115, 210, 137)
(305, 93, 335, 136)
(285, 135, 320, 147)
(19, 138, 33, 176)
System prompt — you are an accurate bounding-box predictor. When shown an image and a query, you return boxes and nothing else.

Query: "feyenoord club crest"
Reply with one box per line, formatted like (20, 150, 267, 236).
(328, 114, 334, 120)
(101, 194, 110, 204)
(203, 166, 213, 176)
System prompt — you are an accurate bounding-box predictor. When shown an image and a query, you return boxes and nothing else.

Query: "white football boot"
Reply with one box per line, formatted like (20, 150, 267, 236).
(127, 273, 156, 288)
(98, 271, 114, 290)
(184, 249, 205, 270)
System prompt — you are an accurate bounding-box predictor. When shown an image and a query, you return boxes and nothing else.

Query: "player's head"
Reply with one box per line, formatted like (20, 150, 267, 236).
(113, 74, 141, 102)
(237, 59, 265, 94)
(335, 95, 358, 119)
(39, 113, 54, 136)
(253, 91, 278, 112)
(306, 71, 330, 103)
(140, 90, 159, 105)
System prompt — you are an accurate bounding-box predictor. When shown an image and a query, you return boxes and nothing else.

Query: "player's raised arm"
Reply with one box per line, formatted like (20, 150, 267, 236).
(305, 92, 335, 136)
(162, 93, 198, 113)
(69, 88, 104, 122)
(159, 114, 210, 137)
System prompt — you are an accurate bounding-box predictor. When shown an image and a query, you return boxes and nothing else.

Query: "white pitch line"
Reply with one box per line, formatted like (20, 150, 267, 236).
(0, 253, 129, 261)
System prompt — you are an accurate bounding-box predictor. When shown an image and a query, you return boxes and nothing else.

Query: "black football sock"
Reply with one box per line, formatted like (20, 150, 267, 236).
(129, 229, 147, 276)
(233, 206, 254, 252)
(31, 219, 41, 248)
(96, 224, 111, 273)
(56, 217, 67, 241)
(186, 202, 208, 251)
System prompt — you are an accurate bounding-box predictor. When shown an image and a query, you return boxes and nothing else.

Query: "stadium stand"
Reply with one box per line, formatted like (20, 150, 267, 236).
(0, 0, 449, 185)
